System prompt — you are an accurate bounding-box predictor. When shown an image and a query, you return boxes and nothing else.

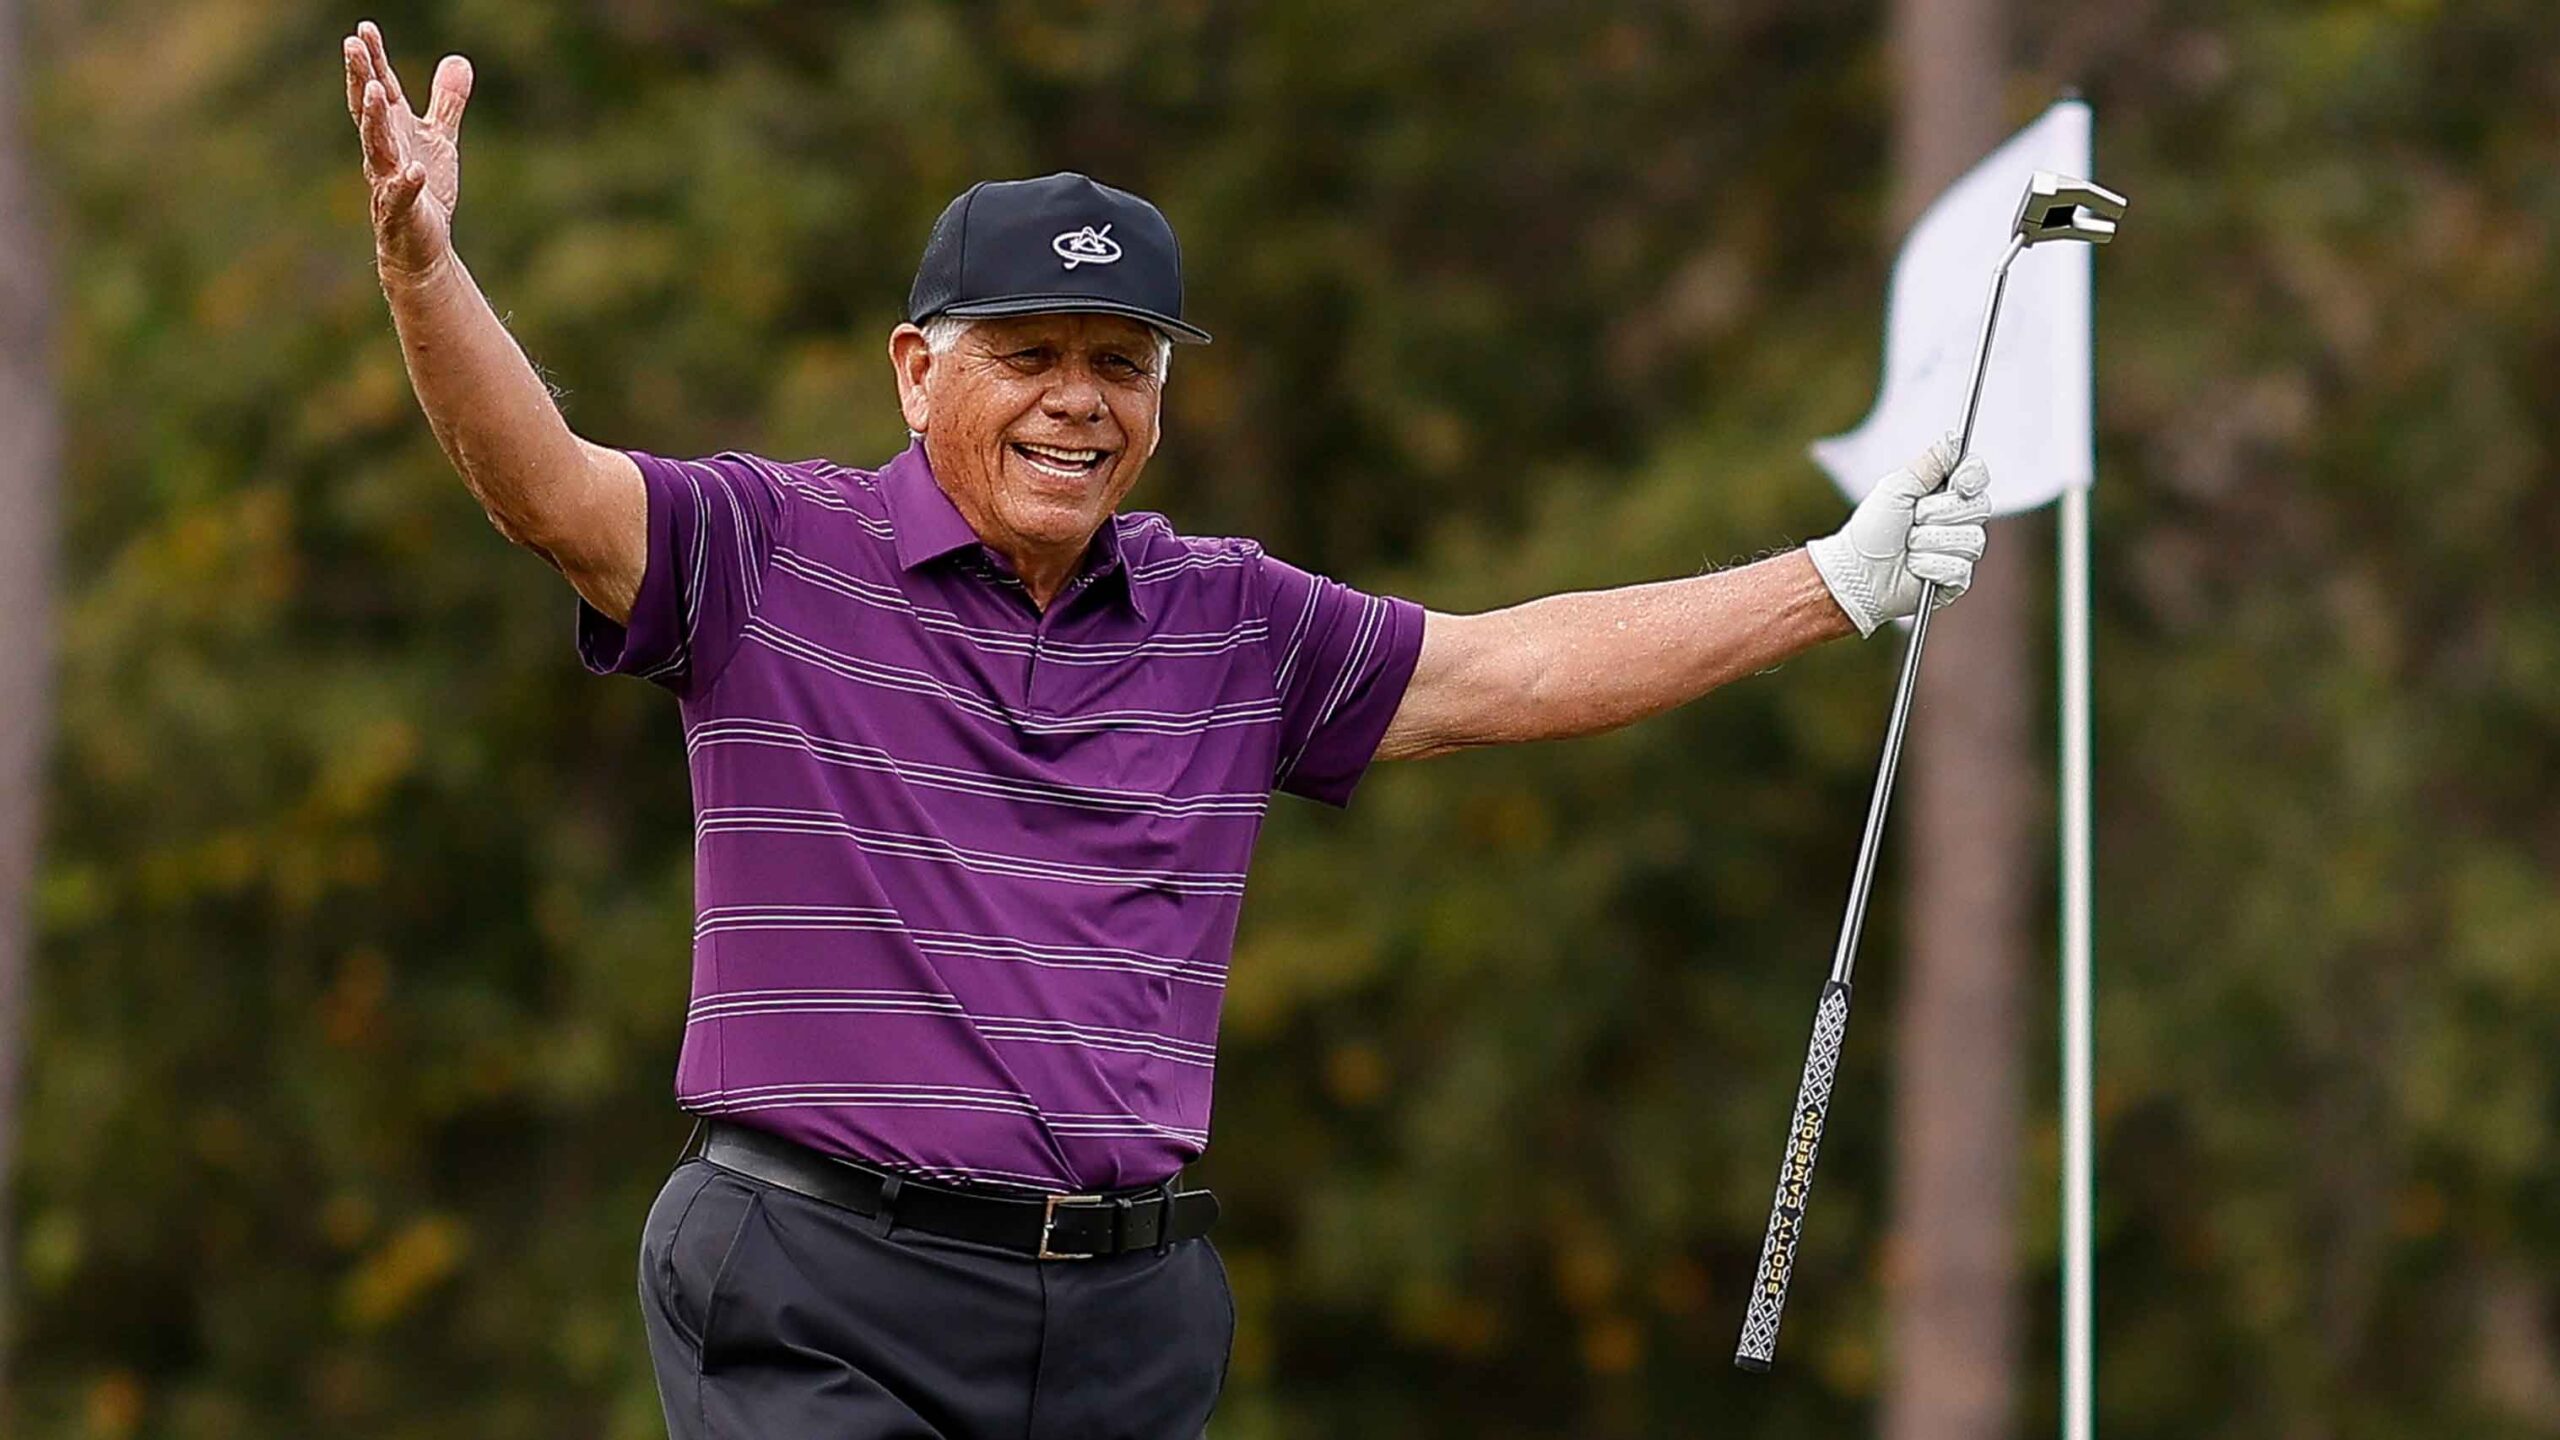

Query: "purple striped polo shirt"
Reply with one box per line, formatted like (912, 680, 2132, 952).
(575, 439, 1424, 1192)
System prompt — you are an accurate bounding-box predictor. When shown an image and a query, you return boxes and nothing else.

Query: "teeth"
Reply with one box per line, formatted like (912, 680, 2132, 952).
(1019, 443, 1102, 464)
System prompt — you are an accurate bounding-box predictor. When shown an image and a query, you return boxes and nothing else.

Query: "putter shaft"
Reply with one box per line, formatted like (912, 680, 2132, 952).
(1825, 232, 2023, 987)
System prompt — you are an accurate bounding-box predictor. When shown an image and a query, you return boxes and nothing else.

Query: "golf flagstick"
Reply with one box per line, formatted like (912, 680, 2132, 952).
(1736, 172, 2126, 1375)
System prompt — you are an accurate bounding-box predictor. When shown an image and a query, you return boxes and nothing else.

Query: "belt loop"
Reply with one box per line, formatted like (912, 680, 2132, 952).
(876, 1174, 904, 1236)
(1110, 1195, 1133, 1257)
(678, 1116, 708, 1165)
(1154, 1175, 1179, 1255)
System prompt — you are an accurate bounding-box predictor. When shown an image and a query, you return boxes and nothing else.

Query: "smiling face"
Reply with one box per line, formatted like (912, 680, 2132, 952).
(890, 312, 1167, 604)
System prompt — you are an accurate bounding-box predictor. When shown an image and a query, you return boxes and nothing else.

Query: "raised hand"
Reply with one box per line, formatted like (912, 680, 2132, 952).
(343, 20, 473, 281)
(1806, 434, 1991, 638)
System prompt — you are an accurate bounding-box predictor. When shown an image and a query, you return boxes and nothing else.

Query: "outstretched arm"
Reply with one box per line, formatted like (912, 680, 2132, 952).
(1376, 552, 1850, 761)
(1376, 440, 1989, 761)
(343, 21, 645, 621)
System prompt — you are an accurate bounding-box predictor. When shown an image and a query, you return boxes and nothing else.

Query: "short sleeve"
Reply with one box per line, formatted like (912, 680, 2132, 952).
(575, 450, 795, 696)
(1256, 552, 1427, 806)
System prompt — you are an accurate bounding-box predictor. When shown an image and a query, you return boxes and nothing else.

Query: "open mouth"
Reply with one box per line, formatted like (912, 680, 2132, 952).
(1009, 441, 1112, 481)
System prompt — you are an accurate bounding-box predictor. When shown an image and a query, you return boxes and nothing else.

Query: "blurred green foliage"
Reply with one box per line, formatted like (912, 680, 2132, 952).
(15, 0, 2560, 1436)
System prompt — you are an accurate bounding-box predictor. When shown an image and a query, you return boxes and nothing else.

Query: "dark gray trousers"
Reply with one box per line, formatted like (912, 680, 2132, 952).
(639, 1156, 1235, 1439)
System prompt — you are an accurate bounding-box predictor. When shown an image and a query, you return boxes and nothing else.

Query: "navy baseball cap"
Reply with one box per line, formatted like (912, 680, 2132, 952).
(907, 172, 1212, 344)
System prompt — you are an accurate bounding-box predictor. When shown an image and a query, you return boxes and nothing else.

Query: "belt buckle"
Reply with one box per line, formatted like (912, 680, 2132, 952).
(1039, 1193, 1106, 1261)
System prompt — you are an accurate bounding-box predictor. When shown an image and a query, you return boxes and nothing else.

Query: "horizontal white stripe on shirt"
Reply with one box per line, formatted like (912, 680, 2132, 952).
(771, 546, 1269, 663)
(690, 904, 1229, 987)
(695, 807, 1252, 896)
(684, 717, 1270, 819)
(684, 988, 1216, 1066)
(677, 1082, 1208, 1143)
(743, 618, 1283, 737)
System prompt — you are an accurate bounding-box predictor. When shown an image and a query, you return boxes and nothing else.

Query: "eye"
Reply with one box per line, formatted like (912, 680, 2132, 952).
(1098, 352, 1148, 380)
(1002, 346, 1053, 369)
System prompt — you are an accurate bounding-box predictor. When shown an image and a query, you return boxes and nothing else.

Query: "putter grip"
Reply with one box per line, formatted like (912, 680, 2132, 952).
(1736, 979, 1853, 1373)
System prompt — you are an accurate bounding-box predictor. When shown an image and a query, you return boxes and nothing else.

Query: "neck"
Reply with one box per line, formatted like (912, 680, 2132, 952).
(1004, 546, 1081, 612)
(960, 508, 1097, 613)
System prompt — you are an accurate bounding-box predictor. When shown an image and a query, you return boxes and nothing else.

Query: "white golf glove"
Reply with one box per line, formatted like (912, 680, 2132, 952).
(1807, 434, 1992, 638)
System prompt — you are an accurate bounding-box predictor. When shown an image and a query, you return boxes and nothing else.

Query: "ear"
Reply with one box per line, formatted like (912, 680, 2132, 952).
(889, 324, 935, 433)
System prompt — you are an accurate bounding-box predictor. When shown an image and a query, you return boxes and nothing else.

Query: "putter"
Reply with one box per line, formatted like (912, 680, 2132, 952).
(1735, 170, 2128, 1375)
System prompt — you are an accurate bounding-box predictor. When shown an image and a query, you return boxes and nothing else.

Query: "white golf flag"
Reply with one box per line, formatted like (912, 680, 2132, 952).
(1814, 99, 2094, 516)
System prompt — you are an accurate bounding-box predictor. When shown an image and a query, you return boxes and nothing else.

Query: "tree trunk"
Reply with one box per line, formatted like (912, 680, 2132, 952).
(0, 0, 61, 1410)
(1881, 1, 2031, 1437)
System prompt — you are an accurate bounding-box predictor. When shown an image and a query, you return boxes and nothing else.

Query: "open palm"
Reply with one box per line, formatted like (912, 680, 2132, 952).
(343, 21, 473, 280)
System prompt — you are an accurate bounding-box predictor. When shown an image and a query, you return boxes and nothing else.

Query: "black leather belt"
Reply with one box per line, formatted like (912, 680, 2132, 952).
(693, 1119, 1219, 1261)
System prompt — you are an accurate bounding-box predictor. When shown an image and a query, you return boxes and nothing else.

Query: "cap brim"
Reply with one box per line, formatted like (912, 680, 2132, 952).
(931, 295, 1212, 344)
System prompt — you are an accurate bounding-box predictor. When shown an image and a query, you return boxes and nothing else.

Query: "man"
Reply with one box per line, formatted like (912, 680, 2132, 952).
(343, 21, 1988, 1439)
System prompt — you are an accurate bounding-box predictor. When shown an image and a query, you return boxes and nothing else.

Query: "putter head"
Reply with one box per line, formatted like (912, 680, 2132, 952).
(2013, 171, 2127, 246)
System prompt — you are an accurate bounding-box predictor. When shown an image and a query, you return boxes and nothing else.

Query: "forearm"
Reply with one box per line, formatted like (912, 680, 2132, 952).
(380, 249, 593, 554)
(1393, 550, 1854, 758)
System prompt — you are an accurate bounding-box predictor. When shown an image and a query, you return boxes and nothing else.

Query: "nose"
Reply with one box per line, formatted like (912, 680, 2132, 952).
(1041, 366, 1105, 425)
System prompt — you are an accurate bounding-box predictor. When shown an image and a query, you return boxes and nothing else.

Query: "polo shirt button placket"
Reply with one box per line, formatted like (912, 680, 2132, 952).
(971, 555, 1048, 732)
(1025, 573, 1099, 717)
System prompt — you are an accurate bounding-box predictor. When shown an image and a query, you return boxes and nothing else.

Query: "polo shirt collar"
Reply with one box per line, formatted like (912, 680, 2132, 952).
(877, 438, 1148, 620)
(880, 440, 981, 570)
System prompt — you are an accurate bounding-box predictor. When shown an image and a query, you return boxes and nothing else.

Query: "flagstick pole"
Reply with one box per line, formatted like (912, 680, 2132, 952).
(2059, 479, 2094, 1440)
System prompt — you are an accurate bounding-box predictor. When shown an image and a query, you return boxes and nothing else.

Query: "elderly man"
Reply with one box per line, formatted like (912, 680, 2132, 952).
(345, 21, 1988, 1440)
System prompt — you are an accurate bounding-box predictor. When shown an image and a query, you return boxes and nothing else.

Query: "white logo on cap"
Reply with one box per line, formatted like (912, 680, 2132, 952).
(1052, 224, 1122, 269)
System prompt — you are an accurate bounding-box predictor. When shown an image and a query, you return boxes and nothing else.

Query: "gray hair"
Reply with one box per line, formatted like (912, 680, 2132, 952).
(920, 314, 1172, 379)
